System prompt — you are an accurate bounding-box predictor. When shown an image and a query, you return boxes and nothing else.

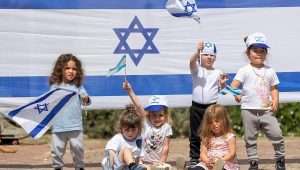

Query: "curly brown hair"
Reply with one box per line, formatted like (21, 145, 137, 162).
(49, 53, 84, 87)
(200, 104, 233, 147)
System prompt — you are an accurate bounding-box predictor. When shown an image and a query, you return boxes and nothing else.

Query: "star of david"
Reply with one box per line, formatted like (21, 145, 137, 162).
(34, 103, 49, 114)
(113, 16, 159, 66)
(184, 1, 197, 16)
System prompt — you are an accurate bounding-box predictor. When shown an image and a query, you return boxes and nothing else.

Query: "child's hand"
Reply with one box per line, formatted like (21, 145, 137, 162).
(196, 40, 204, 54)
(219, 73, 228, 88)
(270, 100, 278, 112)
(234, 95, 241, 103)
(205, 158, 215, 169)
(122, 80, 132, 91)
(81, 96, 90, 106)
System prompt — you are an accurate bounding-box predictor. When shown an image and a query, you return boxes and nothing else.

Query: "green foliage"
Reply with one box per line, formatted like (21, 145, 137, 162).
(84, 102, 300, 138)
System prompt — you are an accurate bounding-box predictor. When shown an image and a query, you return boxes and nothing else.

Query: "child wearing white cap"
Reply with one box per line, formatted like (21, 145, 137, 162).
(188, 40, 227, 168)
(231, 32, 285, 170)
(123, 81, 173, 167)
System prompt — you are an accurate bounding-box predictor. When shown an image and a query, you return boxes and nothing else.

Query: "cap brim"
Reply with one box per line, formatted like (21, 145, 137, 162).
(144, 105, 164, 112)
(251, 43, 270, 49)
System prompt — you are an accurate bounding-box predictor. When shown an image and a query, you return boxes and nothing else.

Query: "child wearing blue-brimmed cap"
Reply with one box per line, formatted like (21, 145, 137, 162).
(123, 81, 173, 167)
(231, 32, 285, 170)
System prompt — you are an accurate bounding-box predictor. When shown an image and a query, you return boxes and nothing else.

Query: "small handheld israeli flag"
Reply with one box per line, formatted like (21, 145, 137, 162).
(107, 55, 127, 77)
(220, 85, 242, 96)
(3, 88, 77, 139)
(166, 0, 200, 23)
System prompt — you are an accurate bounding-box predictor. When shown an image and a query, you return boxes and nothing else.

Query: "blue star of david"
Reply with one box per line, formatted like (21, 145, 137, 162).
(184, 1, 197, 16)
(113, 16, 159, 66)
(34, 103, 49, 114)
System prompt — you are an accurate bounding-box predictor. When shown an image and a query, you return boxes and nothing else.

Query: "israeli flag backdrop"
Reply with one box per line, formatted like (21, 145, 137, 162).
(0, 0, 300, 111)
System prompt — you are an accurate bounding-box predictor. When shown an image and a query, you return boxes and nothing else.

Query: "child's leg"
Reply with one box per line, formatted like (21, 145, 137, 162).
(119, 146, 136, 165)
(241, 110, 259, 161)
(189, 103, 206, 163)
(69, 131, 85, 170)
(118, 147, 146, 170)
(260, 111, 285, 158)
(51, 132, 68, 169)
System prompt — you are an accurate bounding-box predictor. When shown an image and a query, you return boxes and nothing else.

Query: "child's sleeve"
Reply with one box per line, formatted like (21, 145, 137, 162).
(270, 69, 280, 86)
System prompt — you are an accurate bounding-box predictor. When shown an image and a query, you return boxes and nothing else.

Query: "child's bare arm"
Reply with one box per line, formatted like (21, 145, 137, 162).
(200, 143, 214, 168)
(222, 136, 237, 162)
(270, 85, 279, 112)
(123, 81, 147, 117)
(159, 137, 171, 162)
(231, 80, 242, 103)
(190, 41, 203, 71)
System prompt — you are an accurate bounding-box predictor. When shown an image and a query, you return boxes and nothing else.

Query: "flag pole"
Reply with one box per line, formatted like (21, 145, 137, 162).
(124, 55, 127, 82)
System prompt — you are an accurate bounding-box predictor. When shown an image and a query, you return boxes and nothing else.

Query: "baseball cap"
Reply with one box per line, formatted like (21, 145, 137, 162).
(201, 41, 217, 56)
(245, 32, 270, 49)
(144, 95, 168, 112)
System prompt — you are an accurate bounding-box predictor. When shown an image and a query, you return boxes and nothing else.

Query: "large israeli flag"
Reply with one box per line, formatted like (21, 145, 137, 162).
(0, 0, 300, 110)
(3, 88, 76, 139)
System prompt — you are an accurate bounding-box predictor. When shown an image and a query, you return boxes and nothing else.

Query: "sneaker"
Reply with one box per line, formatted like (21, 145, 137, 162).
(213, 159, 224, 170)
(248, 160, 258, 170)
(176, 156, 186, 170)
(185, 159, 199, 169)
(275, 157, 286, 170)
(54, 168, 62, 170)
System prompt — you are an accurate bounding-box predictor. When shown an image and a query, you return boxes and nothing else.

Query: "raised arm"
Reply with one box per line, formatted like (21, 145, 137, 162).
(190, 41, 203, 72)
(123, 80, 147, 117)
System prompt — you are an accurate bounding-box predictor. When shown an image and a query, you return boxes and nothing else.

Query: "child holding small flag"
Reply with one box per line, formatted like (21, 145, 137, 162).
(123, 81, 173, 168)
(188, 40, 227, 168)
(49, 53, 91, 170)
(231, 32, 285, 170)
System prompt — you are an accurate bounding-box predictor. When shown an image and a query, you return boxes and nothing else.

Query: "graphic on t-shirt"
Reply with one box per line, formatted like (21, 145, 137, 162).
(254, 76, 271, 108)
(145, 132, 163, 153)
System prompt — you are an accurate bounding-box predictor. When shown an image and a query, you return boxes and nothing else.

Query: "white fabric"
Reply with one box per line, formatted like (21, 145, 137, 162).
(0, 7, 300, 109)
(102, 133, 142, 169)
(234, 64, 279, 110)
(245, 32, 269, 48)
(191, 66, 223, 104)
(3, 88, 76, 139)
(141, 121, 172, 163)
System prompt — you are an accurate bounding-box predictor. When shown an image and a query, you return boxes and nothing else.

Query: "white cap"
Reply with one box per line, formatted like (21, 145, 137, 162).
(144, 95, 168, 112)
(202, 41, 217, 56)
(245, 32, 270, 48)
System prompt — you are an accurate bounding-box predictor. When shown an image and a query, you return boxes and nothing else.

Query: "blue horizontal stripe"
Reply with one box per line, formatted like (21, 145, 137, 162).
(0, 72, 300, 97)
(0, 0, 300, 9)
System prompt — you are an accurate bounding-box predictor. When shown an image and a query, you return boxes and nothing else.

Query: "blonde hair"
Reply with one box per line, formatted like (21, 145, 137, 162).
(200, 104, 232, 147)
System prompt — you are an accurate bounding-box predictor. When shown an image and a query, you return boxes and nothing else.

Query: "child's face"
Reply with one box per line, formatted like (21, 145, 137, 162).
(148, 110, 166, 128)
(121, 127, 139, 141)
(201, 54, 216, 69)
(210, 119, 223, 137)
(63, 60, 77, 83)
(248, 47, 267, 67)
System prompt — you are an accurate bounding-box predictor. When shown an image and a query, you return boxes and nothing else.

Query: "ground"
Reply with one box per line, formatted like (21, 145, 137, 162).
(0, 136, 299, 170)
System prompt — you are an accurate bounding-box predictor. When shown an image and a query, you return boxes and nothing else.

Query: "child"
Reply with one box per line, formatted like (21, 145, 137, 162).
(191, 104, 239, 170)
(123, 81, 173, 166)
(189, 41, 227, 166)
(49, 53, 91, 170)
(101, 104, 146, 170)
(231, 32, 285, 170)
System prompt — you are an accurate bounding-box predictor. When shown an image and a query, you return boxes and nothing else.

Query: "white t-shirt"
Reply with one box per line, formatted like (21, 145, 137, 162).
(191, 66, 223, 104)
(103, 133, 142, 169)
(234, 64, 279, 110)
(141, 121, 173, 163)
